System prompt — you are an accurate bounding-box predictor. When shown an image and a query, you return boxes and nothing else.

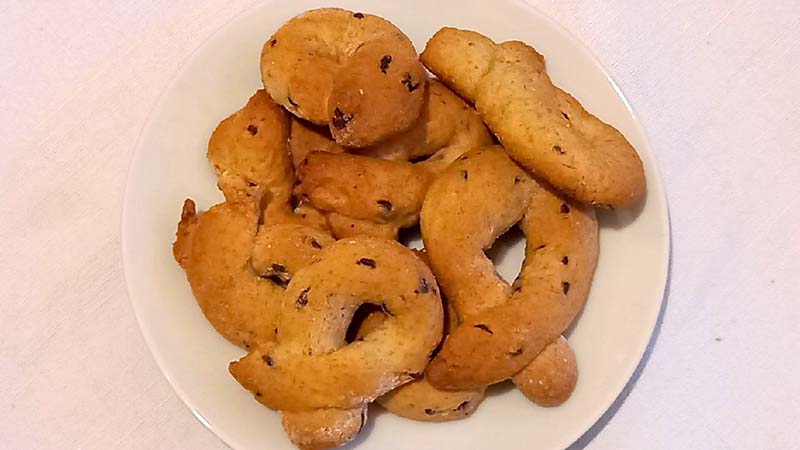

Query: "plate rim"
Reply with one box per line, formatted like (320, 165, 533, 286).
(121, 1, 672, 449)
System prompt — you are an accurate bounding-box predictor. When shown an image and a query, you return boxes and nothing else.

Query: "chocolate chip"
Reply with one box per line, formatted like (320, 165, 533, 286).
(261, 274, 289, 289)
(270, 38, 277, 47)
(274, 327, 279, 335)
(562, 281, 571, 295)
(377, 199, 393, 211)
(331, 107, 352, 129)
(357, 257, 377, 268)
(296, 287, 310, 308)
(509, 347, 524, 357)
(553, 145, 565, 155)
(561, 256, 569, 265)
(380, 303, 394, 316)
(287, 96, 298, 108)
(461, 170, 469, 180)
(401, 73, 420, 92)
(414, 278, 430, 294)
(353, 12, 364, 18)
(247, 124, 258, 135)
(309, 238, 322, 249)
(562, 111, 570, 121)
(379, 55, 392, 74)
(474, 324, 493, 334)
(455, 401, 470, 411)
(561, 203, 571, 214)
(424, 408, 436, 415)
(262, 355, 275, 366)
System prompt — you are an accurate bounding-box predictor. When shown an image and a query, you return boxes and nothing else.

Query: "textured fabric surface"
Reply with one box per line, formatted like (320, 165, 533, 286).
(1, 1, 798, 449)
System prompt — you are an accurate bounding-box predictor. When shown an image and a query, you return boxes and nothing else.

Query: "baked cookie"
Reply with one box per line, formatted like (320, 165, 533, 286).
(423, 147, 599, 389)
(262, 8, 426, 147)
(422, 27, 645, 206)
(421, 146, 590, 403)
(172, 197, 281, 349)
(251, 223, 335, 288)
(208, 90, 328, 230)
(230, 237, 443, 449)
(295, 151, 434, 229)
(325, 212, 399, 240)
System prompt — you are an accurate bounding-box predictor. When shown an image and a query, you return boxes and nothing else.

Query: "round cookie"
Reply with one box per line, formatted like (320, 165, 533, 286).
(262, 8, 426, 147)
(229, 237, 444, 449)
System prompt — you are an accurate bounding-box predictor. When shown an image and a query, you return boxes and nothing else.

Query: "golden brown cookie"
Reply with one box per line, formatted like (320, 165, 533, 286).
(251, 223, 335, 288)
(363, 300, 486, 422)
(511, 336, 578, 407)
(325, 212, 399, 240)
(172, 197, 281, 349)
(262, 8, 426, 147)
(289, 118, 346, 172)
(423, 148, 598, 389)
(207, 89, 293, 210)
(420, 146, 591, 401)
(229, 237, 443, 449)
(296, 151, 434, 229)
(207, 90, 328, 231)
(422, 27, 645, 206)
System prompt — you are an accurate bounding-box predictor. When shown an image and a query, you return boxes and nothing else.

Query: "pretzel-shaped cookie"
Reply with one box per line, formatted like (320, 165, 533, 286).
(262, 8, 426, 147)
(421, 27, 645, 207)
(229, 237, 444, 449)
(421, 146, 597, 397)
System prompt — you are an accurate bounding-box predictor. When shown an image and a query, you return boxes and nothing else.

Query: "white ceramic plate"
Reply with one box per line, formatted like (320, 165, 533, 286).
(122, 1, 670, 449)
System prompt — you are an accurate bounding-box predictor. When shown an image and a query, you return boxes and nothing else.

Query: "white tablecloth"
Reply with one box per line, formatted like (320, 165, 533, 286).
(2, 1, 798, 449)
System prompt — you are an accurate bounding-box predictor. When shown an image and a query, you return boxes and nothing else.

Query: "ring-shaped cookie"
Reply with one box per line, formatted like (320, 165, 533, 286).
(421, 146, 597, 396)
(229, 237, 443, 448)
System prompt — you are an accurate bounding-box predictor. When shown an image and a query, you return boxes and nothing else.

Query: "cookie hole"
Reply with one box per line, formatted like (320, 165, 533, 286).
(345, 303, 385, 343)
(484, 225, 525, 284)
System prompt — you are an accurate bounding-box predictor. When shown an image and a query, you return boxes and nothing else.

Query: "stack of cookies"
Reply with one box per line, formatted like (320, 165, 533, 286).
(172, 8, 645, 450)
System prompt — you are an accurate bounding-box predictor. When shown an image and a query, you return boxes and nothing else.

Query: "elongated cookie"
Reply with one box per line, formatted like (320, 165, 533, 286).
(422, 27, 645, 206)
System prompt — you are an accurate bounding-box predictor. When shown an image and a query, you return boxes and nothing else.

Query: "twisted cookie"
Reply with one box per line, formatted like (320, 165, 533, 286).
(422, 28, 645, 206)
(422, 147, 598, 390)
(421, 147, 592, 404)
(262, 8, 426, 147)
(229, 238, 443, 449)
